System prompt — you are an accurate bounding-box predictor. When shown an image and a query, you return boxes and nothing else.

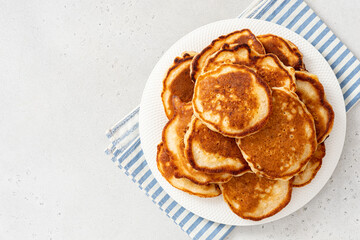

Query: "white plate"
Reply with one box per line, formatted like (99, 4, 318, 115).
(139, 18, 346, 226)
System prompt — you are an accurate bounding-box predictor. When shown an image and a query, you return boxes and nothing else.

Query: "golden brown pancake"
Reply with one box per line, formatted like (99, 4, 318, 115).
(237, 88, 317, 180)
(203, 44, 296, 92)
(156, 143, 221, 197)
(184, 116, 250, 175)
(293, 142, 326, 187)
(221, 172, 292, 221)
(162, 52, 196, 119)
(162, 103, 233, 185)
(191, 29, 265, 81)
(257, 34, 305, 70)
(295, 71, 334, 143)
(192, 64, 272, 138)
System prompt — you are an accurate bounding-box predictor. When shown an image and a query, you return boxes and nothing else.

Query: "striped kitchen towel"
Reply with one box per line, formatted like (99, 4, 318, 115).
(106, 0, 359, 239)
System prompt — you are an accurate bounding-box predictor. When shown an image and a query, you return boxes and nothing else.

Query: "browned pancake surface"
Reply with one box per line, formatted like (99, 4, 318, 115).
(191, 29, 265, 81)
(184, 117, 250, 175)
(257, 34, 305, 70)
(295, 71, 334, 143)
(203, 44, 296, 91)
(221, 172, 292, 221)
(237, 88, 317, 180)
(162, 52, 195, 119)
(156, 143, 221, 197)
(162, 104, 232, 184)
(193, 64, 272, 137)
(293, 142, 326, 187)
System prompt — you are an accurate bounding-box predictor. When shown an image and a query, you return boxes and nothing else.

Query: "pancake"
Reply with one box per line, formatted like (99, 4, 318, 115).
(237, 88, 317, 180)
(221, 172, 292, 221)
(191, 29, 265, 81)
(162, 52, 196, 119)
(162, 103, 233, 185)
(293, 142, 326, 187)
(184, 116, 250, 175)
(257, 34, 305, 70)
(203, 44, 296, 91)
(192, 64, 272, 138)
(156, 143, 221, 197)
(295, 71, 334, 143)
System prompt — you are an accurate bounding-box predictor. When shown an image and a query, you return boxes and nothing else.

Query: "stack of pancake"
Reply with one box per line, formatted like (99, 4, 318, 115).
(157, 29, 334, 221)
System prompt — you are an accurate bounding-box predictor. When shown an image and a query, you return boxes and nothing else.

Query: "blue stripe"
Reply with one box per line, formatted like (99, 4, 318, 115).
(111, 135, 138, 159)
(344, 78, 360, 99)
(346, 91, 360, 111)
(247, 0, 268, 18)
(276, 0, 303, 25)
(144, 178, 157, 193)
(117, 138, 140, 164)
(265, 0, 290, 21)
(219, 226, 236, 240)
(111, 122, 139, 149)
(124, 150, 143, 170)
(165, 200, 177, 214)
(340, 65, 360, 88)
(131, 160, 147, 178)
(254, 0, 277, 19)
(318, 34, 336, 53)
(138, 169, 152, 186)
(325, 42, 343, 60)
(311, 27, 330, 46)
(336, 56, 357, 78)
(179, 212, 194, 228)
(295, 12, 316, 34)
(206, 224, 225, 240)
(151, 187, 163, 200)
(304, 19, 323, 40)
(172, 207, 185, 221)
(186, 217, 204, 234)
(194, 221, 214, 240)
(158, 194, 170, 208)
(107, 107, 140, 138)
(286, 5, 309, 29)
(331, 49, 350, 69)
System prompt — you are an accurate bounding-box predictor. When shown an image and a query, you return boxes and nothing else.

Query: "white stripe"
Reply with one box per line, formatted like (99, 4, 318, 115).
(199, 223, 220, 240)
(188, 219, 208, 239)
(118, 144, 141, 167)
(327, 45, 347, 65)
(306, 23, 327, 43)
(258, 0, 284, 20)
(141, 175, 155, 189)
(132, 164, 149, 182)
(297, 15, 319, 35)
(313, 30, 333, 49)
(217, 225, 231, 239)
(168, 204, 182, 217)
(154, 190, 167, 204)
(321, 38, 341, 57)
(341, 71, 360, 93)
(280, 2, 307, 27)
(288, 8, 313, 32)
(332, 49, 353, 73)
(182, 215, 198, 231)
(270, 2, 293, 23)
(174, 209, 188, 224)
(338, 61, 359, 83)
(160, 196, 172, 211)
(127, 153, 145, 174)
(147, 184, 161, 198)
(345, 85, 360, 103)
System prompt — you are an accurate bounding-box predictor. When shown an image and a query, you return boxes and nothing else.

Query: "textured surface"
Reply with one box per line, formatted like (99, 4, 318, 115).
(1, 0, 360, 239)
